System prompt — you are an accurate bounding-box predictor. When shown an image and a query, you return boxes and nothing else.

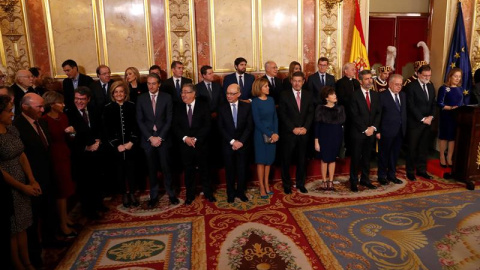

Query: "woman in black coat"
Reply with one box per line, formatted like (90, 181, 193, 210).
(103, 81, 140, 207)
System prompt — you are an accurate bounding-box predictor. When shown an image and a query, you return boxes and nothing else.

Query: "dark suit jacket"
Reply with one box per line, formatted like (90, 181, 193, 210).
(162, 76, 193, 105)
(173, 98, 211, 149)
(63, 73, 94, 110)
(307, 72, 335, 105)
(136, 91, 173, 150)
(223, 72, 255, 101)
(405, 80, 436, 129)
(349, 89, 381, 138)
(65, 104, 102, 154)
(217, 101, 253, 146)
(262, 75, 283, 104)
(12, 84, 35, 116)
(196, 81, 225, 112)
(335, 76, 361, 107)
(379, 90, 407, 137)
(277, 89, 314, 139)
(90, 79, 115, 113)
(12, 114, 52, 190)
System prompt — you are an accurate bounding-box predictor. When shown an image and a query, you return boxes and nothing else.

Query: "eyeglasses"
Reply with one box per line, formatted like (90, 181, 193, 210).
(226, 92, 239, 96)
(181, 91, 194, 94)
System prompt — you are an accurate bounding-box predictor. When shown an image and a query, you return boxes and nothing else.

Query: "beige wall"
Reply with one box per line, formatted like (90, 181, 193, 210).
(370, 0, 430, 13)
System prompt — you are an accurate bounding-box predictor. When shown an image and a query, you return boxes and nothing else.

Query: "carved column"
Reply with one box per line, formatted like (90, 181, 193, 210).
(471, 0, 480, 72)
(317, 0, 343, 78)
(0, 0, 30, 84)
(165, 0, 197, 81)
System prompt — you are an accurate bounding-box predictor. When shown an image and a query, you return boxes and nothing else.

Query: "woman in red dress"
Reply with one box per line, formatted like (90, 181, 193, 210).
(42, 91, 77, 237)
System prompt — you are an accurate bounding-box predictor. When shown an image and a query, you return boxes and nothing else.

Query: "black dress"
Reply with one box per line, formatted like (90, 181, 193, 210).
(314, 105, 346, 162)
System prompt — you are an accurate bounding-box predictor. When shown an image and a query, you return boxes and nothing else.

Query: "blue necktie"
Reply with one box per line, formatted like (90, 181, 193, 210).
(232, 103, 237, 128)
(395, 93, 401, 112)
(176, 79, 181, 97)
(320, 74, 325, 86)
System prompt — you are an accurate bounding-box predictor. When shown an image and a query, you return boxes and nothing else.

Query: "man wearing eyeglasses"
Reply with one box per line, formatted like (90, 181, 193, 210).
(90, 65, 115, 114)
(218, 83, 253, 203)
(12, 70, 35, 116)
(173, 83, 216, 205)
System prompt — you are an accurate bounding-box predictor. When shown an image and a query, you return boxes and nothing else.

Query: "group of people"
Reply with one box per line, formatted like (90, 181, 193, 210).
(0, 55, 468, 269)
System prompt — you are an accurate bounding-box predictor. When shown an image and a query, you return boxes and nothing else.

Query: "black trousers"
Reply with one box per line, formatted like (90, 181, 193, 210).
(406, 124, 431, 175)
(223, 145, 248, 198)
(281, 134, 308, 189)
(378, 130, 403, 180)
(349, 134, 375, 183)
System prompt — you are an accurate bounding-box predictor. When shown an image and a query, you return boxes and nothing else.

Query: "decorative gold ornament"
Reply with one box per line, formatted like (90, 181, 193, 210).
(476, 143, 480, 169)
(323, 0, 343, 15)
(244, 243, 276, 261)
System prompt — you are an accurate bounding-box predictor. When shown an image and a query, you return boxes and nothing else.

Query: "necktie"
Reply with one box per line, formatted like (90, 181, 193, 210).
(239, 75, 244, 91)
(152, 94, 157, 131)
(151, 94, 156, 115)
(232, 103, 237, 128)
(176, 79, 181, 97)
(207, 83, 213, 99)
(365, 91, 371, 111)
(296, 91, 301, 112)
(81, 108, 90, 126)
(270, 77, 275, 88)
(321, 74, 325, 86)
(34, 121, 48, 149)
(422, 84, 429, 100)
(102, 83, 107, 96)
(395, 93, 401, 112)
(187, 104, 193, 127)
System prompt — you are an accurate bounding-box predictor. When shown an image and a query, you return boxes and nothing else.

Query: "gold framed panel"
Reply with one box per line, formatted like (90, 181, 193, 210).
(165, 0, 198, 81)
(43, 0, 101, 78)
(209, 0, 257, 73)
(258, 0, 302, 71)
(0, 28, 5, 67)
(470, 0, 480, 71)
(20, 0, 32, 66)
(315, 0, 343, 78)
(98, 0, 153, 75)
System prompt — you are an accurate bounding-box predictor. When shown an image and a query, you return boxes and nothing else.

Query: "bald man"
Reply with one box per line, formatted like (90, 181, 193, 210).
(13, 93, 52, 267)
(262, 61, 283, 104)
(12, 70, 35, 116)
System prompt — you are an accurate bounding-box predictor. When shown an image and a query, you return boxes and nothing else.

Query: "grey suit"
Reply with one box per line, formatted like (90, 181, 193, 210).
(136, 91, 175, 199)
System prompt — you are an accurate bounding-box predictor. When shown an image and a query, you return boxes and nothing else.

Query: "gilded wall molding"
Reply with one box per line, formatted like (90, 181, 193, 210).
(316, 0, 343, 78)
(165, 0, 197, 81)
(471, 0, 480, 72)
(0, 0, 31, 83)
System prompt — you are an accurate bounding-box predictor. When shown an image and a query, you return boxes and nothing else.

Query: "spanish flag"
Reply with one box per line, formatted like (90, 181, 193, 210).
(349, 0, 370, 72)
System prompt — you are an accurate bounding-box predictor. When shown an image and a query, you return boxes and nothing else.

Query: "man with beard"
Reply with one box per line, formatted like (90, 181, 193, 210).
(223, 57, 255, 102)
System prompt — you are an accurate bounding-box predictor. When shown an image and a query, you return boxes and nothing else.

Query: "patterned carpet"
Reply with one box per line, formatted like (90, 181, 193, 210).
(52, 169, 478, 270)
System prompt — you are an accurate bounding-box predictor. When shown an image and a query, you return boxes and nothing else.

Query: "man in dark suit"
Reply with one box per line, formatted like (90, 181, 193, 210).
(222, 57, 255, 102)
(307, 57, 336, 106)
(262, 61, 283, 104)
(278, 72, 314, 194)
(13, 93, 52, 268)
(218, 84, 253, 203)
(62, 59, 94, 110)
(162, 61, 193, 105)
(349, 70, 381, 192)
(376, 74, 405, 185)
(90, 65, 115, 114)
(66, 86, 105, 218)
(173, 83, 216, 205)
(405, 65, 436, 180)
(336, 62, 361, 156)
(136, 73, 179, 207)
(12, 70, 35, 116)
(196, 65, 225, 170)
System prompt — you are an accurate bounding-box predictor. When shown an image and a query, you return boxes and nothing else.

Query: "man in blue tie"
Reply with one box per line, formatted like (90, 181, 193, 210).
(162, 61, 193, 106)
(307, 57, 336, 106)
(376, 74, 406, 185)
(222, 57, 255, 102)
(218, 84, 253, 203)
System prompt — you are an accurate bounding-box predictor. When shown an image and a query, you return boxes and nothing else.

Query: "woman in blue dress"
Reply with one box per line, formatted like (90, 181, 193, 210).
(251, 78, 279, 198)
(437, 67, 464, 167)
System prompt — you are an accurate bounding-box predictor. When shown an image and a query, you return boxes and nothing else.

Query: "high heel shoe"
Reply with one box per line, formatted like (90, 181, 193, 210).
(440, 163, 447, 168)
(321, 181, 327, 190)
(328, 180, 335, 191)
(129, 193, 139, 207)
(59, 229, 78, 239)
(123, 193, 131, 208)
(267, 191, 274, 195)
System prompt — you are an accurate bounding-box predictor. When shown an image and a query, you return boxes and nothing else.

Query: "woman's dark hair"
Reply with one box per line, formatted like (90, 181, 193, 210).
(0, 94, 12, 112)
(320, 86, 336, 102)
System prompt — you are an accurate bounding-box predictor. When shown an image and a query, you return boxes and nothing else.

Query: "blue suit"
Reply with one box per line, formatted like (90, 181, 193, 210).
(223, 72, 255, 100)
(377, 90, 407, 180)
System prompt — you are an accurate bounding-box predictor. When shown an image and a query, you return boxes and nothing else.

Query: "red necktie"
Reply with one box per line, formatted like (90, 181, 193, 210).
(365, 91, 371, 111)
(34, 121, 48, 149)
